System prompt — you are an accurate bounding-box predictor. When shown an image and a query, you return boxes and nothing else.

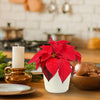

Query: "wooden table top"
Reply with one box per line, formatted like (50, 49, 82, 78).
(77, 49, 100, 64)
(0, 80, 100, 100)
(1, 49, 100, 100)
(3, 49, 100, 64)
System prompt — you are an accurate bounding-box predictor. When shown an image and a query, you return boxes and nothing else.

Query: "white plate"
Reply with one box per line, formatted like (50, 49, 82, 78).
(31, 67, 42, 75)
(0, 84, 36, 95)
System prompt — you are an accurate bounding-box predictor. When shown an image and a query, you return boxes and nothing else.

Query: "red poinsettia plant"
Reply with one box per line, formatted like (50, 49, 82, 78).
(28, 37, 81, 82)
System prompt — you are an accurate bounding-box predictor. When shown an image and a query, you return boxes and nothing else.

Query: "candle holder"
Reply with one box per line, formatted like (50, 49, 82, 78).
(5, 67, 32, 84)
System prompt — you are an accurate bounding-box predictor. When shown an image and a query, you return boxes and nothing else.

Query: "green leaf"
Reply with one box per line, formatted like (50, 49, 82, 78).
(0, 51, 7, 63)
(25, 62, 36, 72)
(0, 68, 5, 78)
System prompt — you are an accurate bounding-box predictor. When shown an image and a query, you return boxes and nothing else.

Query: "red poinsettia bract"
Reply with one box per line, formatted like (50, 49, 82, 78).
(28, 37, 81, 82)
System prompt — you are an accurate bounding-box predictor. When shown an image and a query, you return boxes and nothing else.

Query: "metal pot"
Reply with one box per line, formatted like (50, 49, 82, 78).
(0, 27, 23, 40)
(64, 34, 74, 42)
(54, 34, 64, 41)
(45, 32, 74, 42)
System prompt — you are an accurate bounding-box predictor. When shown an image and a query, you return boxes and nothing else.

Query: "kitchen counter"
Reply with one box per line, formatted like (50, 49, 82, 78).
(0, 80, 100, 100)
(2, 49, 100, 64)
(77, 49, 100, 64)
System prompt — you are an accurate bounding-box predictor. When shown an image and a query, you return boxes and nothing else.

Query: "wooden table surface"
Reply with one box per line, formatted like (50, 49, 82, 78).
(1, 49, 100, 100)
(77, 49, 100, 64)
(0, 80, 100, 100)
(3, 49, 100, 64)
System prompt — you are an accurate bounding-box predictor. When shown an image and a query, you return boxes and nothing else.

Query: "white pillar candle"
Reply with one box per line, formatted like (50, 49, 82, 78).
(12, 46, 25, 68)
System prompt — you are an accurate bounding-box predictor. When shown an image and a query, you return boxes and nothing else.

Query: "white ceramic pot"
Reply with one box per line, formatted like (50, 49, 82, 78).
(43, 71, 71, 93)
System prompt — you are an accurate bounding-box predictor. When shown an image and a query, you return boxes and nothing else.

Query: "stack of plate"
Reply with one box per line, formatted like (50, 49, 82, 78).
(0, 84, 36, 95)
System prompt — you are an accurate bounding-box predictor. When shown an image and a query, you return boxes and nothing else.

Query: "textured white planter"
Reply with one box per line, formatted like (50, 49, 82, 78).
(43, 71, 71, 93)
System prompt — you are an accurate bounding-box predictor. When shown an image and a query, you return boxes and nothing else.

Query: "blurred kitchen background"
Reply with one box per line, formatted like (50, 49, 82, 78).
(0, 0, 100, 52)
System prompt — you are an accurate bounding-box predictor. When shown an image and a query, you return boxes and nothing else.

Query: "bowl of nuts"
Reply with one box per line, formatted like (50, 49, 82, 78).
(71, 62, 100, 90)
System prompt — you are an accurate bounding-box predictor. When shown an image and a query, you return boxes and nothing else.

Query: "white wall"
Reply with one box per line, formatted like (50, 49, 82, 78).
(0, 0, 100, 48)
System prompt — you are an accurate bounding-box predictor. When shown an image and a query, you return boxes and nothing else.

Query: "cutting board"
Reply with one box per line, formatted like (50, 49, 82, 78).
(9, 0, 26, 4)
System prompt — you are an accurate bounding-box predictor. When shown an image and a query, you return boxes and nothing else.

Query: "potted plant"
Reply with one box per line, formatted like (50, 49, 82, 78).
(28, 37, 81, 93)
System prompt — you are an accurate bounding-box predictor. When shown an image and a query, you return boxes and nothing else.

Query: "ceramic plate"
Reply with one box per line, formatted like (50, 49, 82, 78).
(0, 84, 36, 95)
(31, 67, 42, 75)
